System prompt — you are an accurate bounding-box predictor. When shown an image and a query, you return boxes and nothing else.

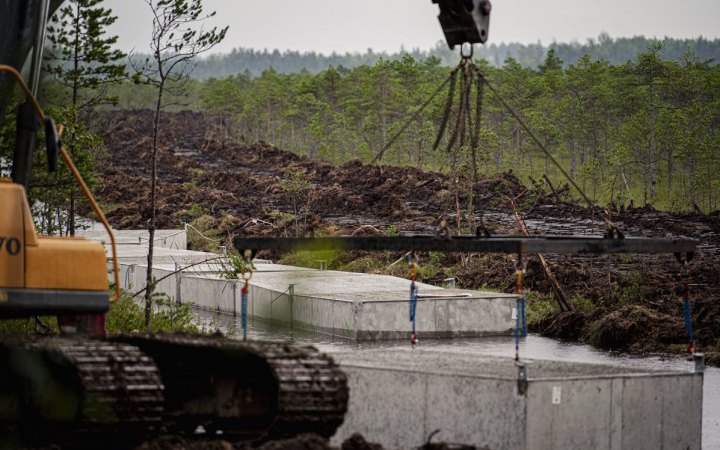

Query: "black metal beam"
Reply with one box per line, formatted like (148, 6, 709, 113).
(233, 235, 697, 256)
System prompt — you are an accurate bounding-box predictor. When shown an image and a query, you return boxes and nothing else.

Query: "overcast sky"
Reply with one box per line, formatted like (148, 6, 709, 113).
(102, 0, 720, 55)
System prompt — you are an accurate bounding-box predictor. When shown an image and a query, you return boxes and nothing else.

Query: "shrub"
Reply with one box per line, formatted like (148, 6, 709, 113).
(107, 292, 200, 334)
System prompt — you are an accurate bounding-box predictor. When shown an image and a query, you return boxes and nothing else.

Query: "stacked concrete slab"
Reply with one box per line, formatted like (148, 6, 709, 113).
(82, 227, 516, 340)
(331, 349, 704, 450)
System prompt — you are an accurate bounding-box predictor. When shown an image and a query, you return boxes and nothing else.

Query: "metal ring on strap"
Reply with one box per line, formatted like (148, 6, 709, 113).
(461, 42, 474, 59)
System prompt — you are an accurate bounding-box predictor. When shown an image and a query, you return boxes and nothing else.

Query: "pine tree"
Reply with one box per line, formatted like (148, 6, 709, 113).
(140, 0, 227, 328)
(46, 0, 127, 110)
(45, 0, 127, 235)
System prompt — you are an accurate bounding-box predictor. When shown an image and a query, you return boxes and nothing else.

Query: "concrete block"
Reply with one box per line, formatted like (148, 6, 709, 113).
(336, 367, 427, 448)
(331, 350, 703, 450)
(103, 231, 515, 340)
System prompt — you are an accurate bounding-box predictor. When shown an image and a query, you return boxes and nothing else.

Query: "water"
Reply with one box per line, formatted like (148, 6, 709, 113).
(196, 310, 720, 449)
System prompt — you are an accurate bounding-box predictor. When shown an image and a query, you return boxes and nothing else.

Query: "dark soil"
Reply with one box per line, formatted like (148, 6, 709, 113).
(91, 110, 720, 364)
(133, 433, 483, 450)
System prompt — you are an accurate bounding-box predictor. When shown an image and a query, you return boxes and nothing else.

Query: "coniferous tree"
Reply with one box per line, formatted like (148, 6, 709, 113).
(45, 0, 127, 235)
(140, 0, 227, 328)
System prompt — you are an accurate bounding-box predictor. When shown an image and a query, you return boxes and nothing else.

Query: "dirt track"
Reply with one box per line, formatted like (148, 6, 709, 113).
(92, 110, 720, 363)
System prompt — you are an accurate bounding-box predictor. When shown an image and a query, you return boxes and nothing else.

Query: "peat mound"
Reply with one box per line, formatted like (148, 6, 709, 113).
(91, 110, 720, 363)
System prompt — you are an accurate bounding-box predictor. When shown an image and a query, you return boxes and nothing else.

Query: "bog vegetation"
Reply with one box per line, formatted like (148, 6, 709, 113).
(102, 46, 720, 213)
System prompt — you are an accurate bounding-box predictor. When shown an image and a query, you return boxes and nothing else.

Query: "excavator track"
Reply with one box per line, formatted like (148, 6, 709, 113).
(257, 343, 349, 439)
(113, 334, 348, 441)
(0, 334, 348, 447)
(0, 337, 164, 448)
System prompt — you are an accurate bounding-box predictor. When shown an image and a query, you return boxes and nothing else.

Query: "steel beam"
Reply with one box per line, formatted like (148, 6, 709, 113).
(233, 235, 696, 256)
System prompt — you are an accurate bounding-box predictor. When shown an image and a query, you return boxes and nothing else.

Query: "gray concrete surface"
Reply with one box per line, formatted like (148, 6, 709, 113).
(79, 225, 187, 250)
(90, 228, 516, 340)
(330, 349, 704, 450)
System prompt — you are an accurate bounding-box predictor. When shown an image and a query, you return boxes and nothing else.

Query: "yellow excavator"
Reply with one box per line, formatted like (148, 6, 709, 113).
(0, 0, 112, 334)
(0, 1, 351, 448)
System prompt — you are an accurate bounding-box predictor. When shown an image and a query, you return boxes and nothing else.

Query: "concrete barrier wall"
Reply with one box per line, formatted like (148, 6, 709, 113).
(101, 225, 516, 340)
(81, 228, 187, 250)
(331, 350, 704, 450)
(115, 260, 515, 340)
(180, 274, 239, 314)
(118, 264, 178, 300)
(525, 375, 703, 450)
(333, 365, 527, 449)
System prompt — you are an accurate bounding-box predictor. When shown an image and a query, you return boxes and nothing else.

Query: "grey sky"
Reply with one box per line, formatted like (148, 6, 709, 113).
(102, 0, 720, 55)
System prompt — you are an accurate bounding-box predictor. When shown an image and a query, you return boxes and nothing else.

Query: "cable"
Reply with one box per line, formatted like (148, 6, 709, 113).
(372, 71, 455, 163)
(433, 66, 461, 152)
(475, 67, 612, 227)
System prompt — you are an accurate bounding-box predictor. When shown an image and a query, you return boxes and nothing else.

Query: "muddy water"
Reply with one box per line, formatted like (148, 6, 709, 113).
(195, 310, 719, 449)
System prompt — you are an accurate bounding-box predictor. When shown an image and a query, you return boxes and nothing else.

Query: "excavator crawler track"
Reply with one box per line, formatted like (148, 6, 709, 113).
(0, 337, 164, 448)
(258, 343, 348, 439)
(112, 334, 348, 441)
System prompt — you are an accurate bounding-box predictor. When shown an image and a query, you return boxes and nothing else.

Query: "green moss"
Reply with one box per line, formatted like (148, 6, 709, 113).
(525, 292, 560, 325)
(279, 248, 343, 270)
(186, 214, 221, 252)
(570, 293, 596, 314)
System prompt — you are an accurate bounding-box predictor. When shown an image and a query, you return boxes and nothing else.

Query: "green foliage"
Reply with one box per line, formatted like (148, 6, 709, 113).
(98, 43, 720, 213)
(139, 0, 228, 328)
(23, 105, 103, 235)
(0, 293, 199, 335)
(279, 249, 342, 270)
(281, 167, 311, 236)
(106, 292, 199, 334)
(0, 318, 59, 334)
(45, 0, 127, 109)
(186, 214, 221, 252)
(268, 210, 296, 230)
(149, 36, 720, 80)
(134, 0, 228, 90)
(570, 294, 596, 314)
(385, 225, 400, 237)
(220, 253, 256, 280)
(339, 255, 386, 273)
(37, 0, 127, 235)
(525, 292, 560, 325)
(187, 203, 206, 218)
(281, 167, 310, 197)
(611, 271, 645, 306)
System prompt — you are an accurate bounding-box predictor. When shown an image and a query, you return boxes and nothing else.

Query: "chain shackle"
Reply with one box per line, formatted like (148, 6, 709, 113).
(460, 42, 474, 60)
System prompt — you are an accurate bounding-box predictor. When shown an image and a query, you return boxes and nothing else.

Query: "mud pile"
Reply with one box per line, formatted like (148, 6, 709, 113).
(92, 110, 720, 363)
(93, 110, 551, 232)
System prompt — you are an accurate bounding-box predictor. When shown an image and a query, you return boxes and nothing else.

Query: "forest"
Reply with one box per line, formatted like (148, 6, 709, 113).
(105, 45, 720, 213)
(143, 35, 720, 79)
